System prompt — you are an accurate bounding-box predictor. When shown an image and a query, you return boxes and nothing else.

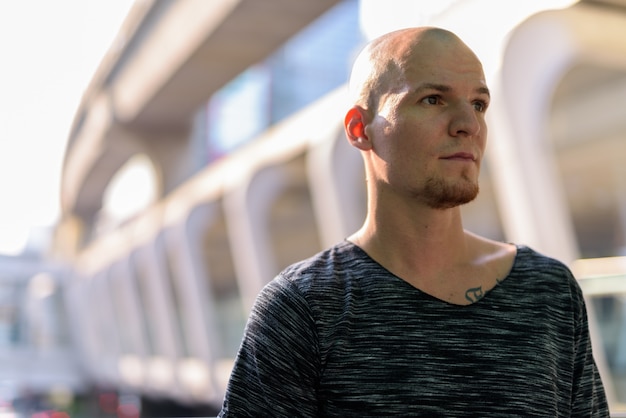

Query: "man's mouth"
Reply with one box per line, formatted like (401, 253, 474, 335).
(441, 152, 476, 161)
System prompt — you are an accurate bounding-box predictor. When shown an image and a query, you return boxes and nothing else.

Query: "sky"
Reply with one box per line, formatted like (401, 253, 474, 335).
(0, 0, 134, 255)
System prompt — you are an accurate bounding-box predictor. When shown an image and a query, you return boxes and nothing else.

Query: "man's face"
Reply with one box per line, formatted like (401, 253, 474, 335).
(363, 34, 490, 210)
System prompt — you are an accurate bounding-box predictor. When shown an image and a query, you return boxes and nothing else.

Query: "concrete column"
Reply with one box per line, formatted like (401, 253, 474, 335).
(140, 127, 193, 197)
(163, 219, 214, 401)
(615, 165, 626, 255)
(488, 12, 580, 264)
(185, 203, 225, 401)
(307, 125, 366, 248)
(110, 258, 148, 389)
(93, 270, 122, 385)
(65, 278, 102, 378)
(131, 242, 179, 394)
(223, 165, 287, 312)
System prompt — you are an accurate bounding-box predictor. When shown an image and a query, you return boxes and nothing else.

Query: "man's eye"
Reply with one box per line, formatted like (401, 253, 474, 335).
(473, 101, 488, 112)
(421, 96, 439, 105)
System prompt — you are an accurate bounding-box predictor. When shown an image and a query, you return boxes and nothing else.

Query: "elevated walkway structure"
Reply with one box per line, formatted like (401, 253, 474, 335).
(49, 0, 626, 413)
(59, 0, 342, 242)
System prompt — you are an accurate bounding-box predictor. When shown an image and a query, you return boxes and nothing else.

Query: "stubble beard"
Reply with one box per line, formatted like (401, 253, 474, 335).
(419, 172, 479, 210)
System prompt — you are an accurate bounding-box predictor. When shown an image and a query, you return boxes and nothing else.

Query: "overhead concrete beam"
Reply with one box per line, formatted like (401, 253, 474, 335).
(110, 0, 342, 128)
(62, 92, 143, 219)
(584, 0, 626, 8)
(62, 0, 341, 226)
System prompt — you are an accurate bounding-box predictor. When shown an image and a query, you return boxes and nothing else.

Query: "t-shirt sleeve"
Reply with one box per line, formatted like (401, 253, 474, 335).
(218, 275, 320, 417)
(568, 270, 610, 417)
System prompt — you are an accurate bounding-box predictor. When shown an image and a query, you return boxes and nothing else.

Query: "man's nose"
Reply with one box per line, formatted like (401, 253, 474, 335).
(449, 103, 481, 137)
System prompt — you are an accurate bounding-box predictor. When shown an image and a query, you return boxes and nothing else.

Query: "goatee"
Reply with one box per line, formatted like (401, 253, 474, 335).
(420, 174, 479, 210)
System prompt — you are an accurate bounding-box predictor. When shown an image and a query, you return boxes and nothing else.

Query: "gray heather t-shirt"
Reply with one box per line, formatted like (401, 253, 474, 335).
(219, 241, 609, 417)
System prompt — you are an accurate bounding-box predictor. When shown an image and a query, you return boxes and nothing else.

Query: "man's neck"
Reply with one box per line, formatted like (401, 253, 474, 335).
(348, 202, 470, 277)
(347, 198, 517, 305)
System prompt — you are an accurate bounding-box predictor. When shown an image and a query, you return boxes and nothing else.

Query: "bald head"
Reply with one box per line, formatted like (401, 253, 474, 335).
(348, 27, 482, 112)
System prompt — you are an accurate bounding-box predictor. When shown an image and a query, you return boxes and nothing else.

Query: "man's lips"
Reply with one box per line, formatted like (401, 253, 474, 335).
(441, 152, 476, 161)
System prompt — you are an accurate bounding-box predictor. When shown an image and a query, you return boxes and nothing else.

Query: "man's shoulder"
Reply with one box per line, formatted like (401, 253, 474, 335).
(513, 245, 572, 275)
(264, 240, 390, 307)
(511, 244, 583, 299)
(257, 240, 373, 316)
(279, 240, 365, 283)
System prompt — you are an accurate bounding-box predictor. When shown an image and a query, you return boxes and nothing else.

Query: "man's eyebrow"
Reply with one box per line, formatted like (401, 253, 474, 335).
(414, 83, 450, 93)
(476, 86, 491, 98)
(413, 83, 491, 98)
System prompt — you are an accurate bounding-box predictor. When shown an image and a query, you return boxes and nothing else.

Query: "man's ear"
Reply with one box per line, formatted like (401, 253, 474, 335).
(344, 106, 372, 150)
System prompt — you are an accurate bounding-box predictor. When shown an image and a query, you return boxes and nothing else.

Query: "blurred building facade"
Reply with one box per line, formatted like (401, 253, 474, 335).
(4, 0, 626, 415)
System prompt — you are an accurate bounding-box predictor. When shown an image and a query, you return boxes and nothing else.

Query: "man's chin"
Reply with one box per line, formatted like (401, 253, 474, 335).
(424, 184, 479, 210)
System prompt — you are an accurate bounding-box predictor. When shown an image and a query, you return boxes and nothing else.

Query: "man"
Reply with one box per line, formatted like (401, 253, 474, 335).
(218, 27, 609, 417)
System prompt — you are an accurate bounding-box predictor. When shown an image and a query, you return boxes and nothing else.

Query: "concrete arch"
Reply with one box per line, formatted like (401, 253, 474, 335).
(151, 229, 202, 404)
(489, 5, 626, 404)
(306, 122, 366, 248)
(160, 221, 214, 402)
(267, 155, 321, 273)
(488, 2, 626, 265)
(223, 163, 295, 311)
(65, 279, 100, 379)
(59, 0, 344, 258)
(91, 269, 122, 386)
(108, 258, 148, 390)
(186, 200, 244, 398)
(62, 96, 147, 222)
(128, 244, 179, 397)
